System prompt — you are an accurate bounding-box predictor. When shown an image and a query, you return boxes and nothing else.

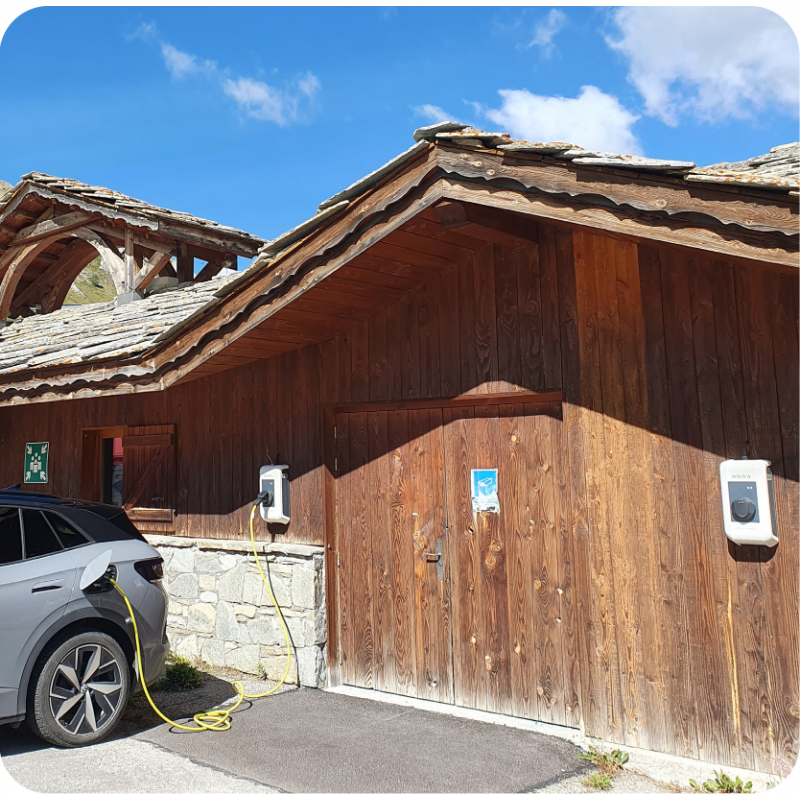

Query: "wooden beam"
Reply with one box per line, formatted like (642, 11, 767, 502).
(195, 255, 235, 282)
(433, 199, 468, 229)
(433, 200, 539, 246)
(10, 209, 41, 221)
(11, 239, 97, 312)
(68, 227, 126, 292)
(133, 244, 145, 275)
(133, 250, 173, 291)
(89, 223, 253, 263)
(434, 145, 799, 236)
(10, 211, 96, 247)
(186, 242, 240, 264)
(147, 173, 443, 380)
(124, 229, 135, 293)
(43, 251, 102, 312)
(328, 390, 563, 415)
(89, 224, 177, 252)
(441, 179, 798, 268)
(0, 237, 64, 318)
(176, 241, 193, 283)
(154, 220, 262, 257)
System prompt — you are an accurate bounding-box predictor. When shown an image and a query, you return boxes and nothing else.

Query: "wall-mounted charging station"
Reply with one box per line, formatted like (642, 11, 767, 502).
(259, 464, 290, 524)
(719, 458, 778, 547)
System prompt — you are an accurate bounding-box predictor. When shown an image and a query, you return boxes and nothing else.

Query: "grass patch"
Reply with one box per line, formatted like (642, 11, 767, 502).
(158, 654, 204, 691)
(689, 771, 753, 793)
(64, 257, 117, 305)
(582, 772, 612, 791)
(577, 746, 629, 792)
(577, 746, 629, 776)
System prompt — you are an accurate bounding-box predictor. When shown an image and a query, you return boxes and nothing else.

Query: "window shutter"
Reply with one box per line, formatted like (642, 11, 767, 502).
(122, 424, 176, 532)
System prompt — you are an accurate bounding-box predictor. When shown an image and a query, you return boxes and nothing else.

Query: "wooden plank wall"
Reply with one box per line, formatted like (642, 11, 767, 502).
(567, 231, 798, 775)
(0, 220, 796, 774)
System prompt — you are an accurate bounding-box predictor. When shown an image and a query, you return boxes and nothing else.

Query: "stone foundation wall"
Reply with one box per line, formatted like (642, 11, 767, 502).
(144, 535, 327, 688)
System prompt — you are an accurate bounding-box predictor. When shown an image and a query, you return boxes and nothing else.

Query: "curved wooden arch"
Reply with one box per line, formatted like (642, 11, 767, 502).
(69, 228, 126, 292)
(2, 226, 130, 317)
(0, 235, 66, 319)
(45, 242, 106, 312)
(9, 239, 96, 314)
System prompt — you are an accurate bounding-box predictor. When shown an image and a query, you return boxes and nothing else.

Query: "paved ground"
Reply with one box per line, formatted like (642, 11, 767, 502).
(0, 734, 278, 794)
(138, 687, 586, 793)
(1, 675, 787, 794)
(1, 680, 586, 793)
(532, 768, 671, 793)
(0, 674, 285, 794)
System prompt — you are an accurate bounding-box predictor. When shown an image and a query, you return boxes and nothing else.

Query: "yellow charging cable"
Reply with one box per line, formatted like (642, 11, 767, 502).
(109, 503, 292, 732)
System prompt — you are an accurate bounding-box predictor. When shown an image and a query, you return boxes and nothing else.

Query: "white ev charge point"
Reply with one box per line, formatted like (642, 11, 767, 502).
(719, 458, 778, 547)
(259, 464, 290, 524)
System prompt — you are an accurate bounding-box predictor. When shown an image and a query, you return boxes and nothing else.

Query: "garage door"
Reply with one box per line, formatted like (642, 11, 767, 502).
(334, 400, 581, 727)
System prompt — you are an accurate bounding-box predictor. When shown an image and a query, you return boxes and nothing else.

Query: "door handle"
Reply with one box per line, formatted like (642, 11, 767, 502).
(32, 580, 65, 593)
(425, 540, 445, 580)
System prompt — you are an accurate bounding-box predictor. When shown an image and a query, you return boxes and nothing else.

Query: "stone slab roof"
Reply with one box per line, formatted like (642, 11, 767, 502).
(0, 172, 264, 247)
(0, 125, 795, 380)
(251, 124, 799, 266)
(0, 273, 239, 374)
(687, 142, 800, 192)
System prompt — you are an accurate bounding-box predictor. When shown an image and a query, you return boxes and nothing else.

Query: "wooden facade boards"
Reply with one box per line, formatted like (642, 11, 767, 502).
(0, 215, 797, 775)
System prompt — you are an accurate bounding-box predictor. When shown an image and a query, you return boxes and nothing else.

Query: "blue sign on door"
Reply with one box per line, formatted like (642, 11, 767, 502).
(471, 468, 499, 513)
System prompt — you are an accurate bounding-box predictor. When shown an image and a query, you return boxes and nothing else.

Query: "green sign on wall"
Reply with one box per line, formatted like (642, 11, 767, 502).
(24, 442, 50, 484)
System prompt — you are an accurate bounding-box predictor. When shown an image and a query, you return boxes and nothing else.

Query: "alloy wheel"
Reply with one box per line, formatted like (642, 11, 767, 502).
(48, 643, 124, 737)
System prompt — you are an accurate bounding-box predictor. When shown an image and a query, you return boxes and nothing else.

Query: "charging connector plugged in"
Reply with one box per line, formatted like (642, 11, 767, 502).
(110, 501, 292, 732)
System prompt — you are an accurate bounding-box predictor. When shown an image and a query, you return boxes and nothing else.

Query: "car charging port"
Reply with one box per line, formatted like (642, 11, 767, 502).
(84, 564, 118, 594)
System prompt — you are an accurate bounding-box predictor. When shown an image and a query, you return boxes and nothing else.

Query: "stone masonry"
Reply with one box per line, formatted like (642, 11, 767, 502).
(144, 535, 327, 688)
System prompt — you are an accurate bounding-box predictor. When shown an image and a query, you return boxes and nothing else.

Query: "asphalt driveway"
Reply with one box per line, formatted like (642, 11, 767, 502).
(137, 687, 585, 793)
(2, 684, 587, 793)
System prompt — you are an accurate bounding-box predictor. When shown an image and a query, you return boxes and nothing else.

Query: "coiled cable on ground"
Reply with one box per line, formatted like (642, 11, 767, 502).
(109, 502, 292, 732)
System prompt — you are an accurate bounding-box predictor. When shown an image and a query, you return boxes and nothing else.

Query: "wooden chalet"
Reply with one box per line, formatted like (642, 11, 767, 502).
(0, 126, 797, 776)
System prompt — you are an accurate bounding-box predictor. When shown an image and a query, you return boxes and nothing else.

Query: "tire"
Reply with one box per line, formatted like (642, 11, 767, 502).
(26, 630, 130, 748)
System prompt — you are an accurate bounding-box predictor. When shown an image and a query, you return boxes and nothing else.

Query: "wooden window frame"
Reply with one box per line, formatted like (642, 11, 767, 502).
(80, 424, 177, 533)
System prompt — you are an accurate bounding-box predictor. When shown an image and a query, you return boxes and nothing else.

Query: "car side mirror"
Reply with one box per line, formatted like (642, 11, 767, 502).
(80, 550, 113, 591)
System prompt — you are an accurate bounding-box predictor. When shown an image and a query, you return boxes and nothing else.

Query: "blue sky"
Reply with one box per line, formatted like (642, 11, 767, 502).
(0, 5, 797, 243)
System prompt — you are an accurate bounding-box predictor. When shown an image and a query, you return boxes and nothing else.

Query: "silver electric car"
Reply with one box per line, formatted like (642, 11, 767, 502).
(0, 487, 168, 747)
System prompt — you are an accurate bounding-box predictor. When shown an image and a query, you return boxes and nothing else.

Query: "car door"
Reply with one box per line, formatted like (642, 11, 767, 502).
(0, 506, 79, 718)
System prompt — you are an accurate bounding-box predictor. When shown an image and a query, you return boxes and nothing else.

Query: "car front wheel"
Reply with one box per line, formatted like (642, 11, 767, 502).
(27, 630, 130, 747)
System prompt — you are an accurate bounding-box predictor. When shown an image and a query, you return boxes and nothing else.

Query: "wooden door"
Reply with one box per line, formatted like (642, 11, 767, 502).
(334, 400, 579, 727)
(336, 409, 454, 703)
(443, 403, 580, 727)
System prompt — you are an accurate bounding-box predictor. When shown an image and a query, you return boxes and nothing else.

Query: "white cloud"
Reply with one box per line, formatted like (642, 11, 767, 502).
(160, 43, 216, 80)
(530, 9, 567, 57)
(223, 73, 321, 125)
(223, 78, 288, 124)
(133, 22, 319, 126)
(297, 72, 321, 98)
(414, 104, 457, 123)
(607, 7, 799, 125)
(129, 22, 157, 42)
(484, 85, 642, 154)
